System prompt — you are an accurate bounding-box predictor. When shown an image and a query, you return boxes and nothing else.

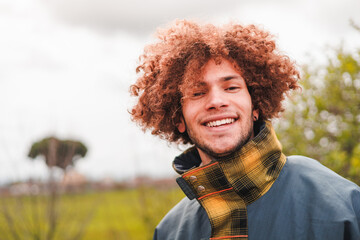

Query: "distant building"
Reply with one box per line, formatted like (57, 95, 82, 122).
(61, 169, 87, 190)
(9, 182, 40, 195)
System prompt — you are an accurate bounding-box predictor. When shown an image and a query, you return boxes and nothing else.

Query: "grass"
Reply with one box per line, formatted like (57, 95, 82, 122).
(0, 186, 185, 240)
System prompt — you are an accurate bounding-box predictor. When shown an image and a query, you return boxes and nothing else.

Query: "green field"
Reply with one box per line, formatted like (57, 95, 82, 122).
(0, 187, 185, 240)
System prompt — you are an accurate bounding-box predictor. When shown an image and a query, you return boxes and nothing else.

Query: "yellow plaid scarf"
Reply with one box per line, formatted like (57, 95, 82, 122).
(174, 121, 286, 240)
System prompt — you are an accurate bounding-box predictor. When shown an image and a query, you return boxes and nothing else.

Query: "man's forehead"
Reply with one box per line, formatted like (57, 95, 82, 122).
(181, 57, 244, 88)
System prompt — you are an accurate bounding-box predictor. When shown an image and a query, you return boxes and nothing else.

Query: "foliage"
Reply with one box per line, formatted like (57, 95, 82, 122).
(276, 46, 360, 184)
(82, 187, 184, 240)
(28, 137, 87, 170)
(0, 191, 98, 240)
(0, 187, 184, 240)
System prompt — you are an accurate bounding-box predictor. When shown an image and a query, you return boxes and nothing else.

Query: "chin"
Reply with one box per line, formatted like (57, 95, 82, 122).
(208, 145, 238, 158)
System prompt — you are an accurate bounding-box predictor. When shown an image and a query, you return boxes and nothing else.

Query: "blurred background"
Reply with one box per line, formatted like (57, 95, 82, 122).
(0, 0, 359, 239)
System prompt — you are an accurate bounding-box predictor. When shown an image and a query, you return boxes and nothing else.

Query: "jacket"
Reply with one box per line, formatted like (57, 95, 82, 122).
(154, 122, 360, 240)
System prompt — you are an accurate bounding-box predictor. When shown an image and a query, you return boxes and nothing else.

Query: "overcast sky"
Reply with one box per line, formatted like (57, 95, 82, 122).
(1, 0, 360, 184)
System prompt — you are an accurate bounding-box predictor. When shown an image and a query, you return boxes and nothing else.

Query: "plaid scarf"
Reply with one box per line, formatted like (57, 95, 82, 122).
(174, 121, 286, 240)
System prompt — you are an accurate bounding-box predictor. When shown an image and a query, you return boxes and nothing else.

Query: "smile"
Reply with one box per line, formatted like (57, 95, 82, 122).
(205, 118, 236, 127)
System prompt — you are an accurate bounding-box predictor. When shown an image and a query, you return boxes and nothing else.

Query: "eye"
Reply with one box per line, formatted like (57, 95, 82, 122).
(225, 86, 240, 91)
(192, 92, 205, 97)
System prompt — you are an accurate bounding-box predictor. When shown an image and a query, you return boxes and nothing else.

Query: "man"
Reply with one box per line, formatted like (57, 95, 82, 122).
(130, 20, 360, 240)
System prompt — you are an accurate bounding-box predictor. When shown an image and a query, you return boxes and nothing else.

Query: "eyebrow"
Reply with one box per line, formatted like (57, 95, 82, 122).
(223, 75, 242, 81)
(193, 75, 243, 87)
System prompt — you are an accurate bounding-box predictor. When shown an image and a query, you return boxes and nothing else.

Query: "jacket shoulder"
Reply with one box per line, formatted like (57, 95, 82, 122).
(286, 155, 360, 190)
(247, 155, 360, 239)
(153, 197, 211, 240)
(284, 156, 360, 219)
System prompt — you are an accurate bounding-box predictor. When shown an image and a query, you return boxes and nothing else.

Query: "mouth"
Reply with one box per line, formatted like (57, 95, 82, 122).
(204, 118, 237, 127)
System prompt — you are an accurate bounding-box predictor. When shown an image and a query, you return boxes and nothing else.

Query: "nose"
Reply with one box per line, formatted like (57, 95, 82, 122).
(205, 88, 228, 110)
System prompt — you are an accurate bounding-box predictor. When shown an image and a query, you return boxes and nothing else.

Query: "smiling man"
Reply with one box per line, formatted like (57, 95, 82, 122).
(130, 20, 360, 240)
(177, 59, 257, 165)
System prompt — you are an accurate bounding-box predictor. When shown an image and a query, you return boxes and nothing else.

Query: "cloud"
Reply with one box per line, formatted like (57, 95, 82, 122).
(1, 0, 360, 183)
(43, 0, 242, 35)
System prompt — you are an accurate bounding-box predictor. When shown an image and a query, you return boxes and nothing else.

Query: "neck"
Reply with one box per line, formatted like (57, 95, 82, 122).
(197, 148, 213, 166)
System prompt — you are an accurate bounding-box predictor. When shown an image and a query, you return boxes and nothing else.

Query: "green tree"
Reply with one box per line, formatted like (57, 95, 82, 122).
(25, 137, 89, 240)
(28, 136, 87, 170)
(276, 46, 360, 184)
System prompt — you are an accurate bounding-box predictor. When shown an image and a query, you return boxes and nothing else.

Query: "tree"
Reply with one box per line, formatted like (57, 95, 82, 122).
(25, 137, 89, 240)
(276, 45, 360, 184)
(28, 136, 87, 170)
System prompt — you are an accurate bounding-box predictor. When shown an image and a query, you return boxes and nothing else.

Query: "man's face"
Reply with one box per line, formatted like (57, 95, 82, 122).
(178, 58, 258, 161)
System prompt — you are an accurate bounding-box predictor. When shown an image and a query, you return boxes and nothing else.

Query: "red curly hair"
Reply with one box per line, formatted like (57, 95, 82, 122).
(130, 20, 300, 144)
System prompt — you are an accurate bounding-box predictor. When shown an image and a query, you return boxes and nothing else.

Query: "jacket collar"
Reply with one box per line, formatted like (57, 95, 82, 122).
(173, 121, 286, 239)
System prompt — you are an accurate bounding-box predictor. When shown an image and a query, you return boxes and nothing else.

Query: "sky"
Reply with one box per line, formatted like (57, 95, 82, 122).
(1, 0, 360, 184)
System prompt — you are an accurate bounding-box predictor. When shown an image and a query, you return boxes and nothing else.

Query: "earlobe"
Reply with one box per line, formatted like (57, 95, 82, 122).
(253, 109, 259, 121)
(177, 117, 186, 133)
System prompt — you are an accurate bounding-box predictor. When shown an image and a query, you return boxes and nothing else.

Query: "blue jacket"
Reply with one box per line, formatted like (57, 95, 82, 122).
(154, 156, 360, 240)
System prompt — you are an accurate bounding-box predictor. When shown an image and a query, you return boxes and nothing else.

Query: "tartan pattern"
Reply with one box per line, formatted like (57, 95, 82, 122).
(176, 121, 286, 240)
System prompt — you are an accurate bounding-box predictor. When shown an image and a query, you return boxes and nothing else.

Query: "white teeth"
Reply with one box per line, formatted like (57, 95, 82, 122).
(206, 118, 235, 127)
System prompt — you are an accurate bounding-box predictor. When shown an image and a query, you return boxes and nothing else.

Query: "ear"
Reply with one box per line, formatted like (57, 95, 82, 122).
(252, 109, 259, 121)
(177, 117, 186, 133)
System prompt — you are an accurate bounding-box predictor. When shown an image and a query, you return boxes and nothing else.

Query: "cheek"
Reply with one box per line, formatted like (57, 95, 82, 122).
(243, 95, 253, 110)
(181, 101, 196, 119)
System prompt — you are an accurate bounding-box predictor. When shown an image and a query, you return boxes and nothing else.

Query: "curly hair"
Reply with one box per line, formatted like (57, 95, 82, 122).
(130, 20, 300, 144)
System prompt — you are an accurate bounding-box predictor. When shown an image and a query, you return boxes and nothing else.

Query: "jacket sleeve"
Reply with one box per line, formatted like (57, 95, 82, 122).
(350, 189, 360, 239)
(153, 228, 159, 240)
